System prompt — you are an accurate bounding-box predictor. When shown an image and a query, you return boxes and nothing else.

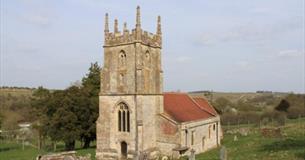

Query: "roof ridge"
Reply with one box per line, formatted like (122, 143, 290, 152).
(159, 113, 179, 124)
(194, 97, 218, 115)
(188, 95, 216, 116)
(163, 92, 187, 95)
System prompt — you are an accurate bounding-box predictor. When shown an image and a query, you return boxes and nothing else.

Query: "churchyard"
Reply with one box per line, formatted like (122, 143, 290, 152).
(196, 118, 305, 160)
(1, 117, 304, 160)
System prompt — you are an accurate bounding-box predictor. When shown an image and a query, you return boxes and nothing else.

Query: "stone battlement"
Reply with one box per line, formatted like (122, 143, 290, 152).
(105, 30, 161, 48)
(104, 6, 162, 48)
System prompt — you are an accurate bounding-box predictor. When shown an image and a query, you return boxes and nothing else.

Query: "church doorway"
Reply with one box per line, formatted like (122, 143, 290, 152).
(121, 141, 128, 159)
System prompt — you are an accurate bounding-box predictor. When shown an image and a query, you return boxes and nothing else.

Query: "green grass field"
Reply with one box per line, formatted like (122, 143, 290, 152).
(0, 141, 96, 160)
(0, 119, 304, 160)
(196, 118, 305, 160)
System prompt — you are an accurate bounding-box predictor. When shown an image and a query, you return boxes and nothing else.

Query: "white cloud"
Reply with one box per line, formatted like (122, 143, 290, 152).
(23, 14, 51, 27)
(196, 34, 215, 46)
(277, 49, 304, 58)
(196, 17, 302, 45)
(196, 24, 269, 46)
(236, 61, 250, 68)
(176, 56, 192, 63)
(249, 7, 272, 14)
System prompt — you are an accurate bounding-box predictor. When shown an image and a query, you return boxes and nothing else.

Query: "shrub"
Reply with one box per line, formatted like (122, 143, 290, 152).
(261, 111, 286, 126)
(275, 99, 290, 112)
(221, 111, 260, 125)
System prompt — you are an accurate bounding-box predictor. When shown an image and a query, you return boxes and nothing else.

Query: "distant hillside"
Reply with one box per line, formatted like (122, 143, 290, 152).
(189, 91, 305, 124)
(189, 91, 289, 103)
(0, 88, 34, 129)
(0, 88, 303, 128)
(0, 88, 34, 97)
(189, 91, 296, 115)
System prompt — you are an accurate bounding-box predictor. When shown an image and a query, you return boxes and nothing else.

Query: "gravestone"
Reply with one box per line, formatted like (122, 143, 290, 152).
(220, 146, 227, 160)
(189, 149, 195, 160)
(234, 135, 238, 141)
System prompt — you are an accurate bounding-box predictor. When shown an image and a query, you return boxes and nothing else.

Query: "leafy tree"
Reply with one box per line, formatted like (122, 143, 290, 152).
(48, 88, 83, 150)
(30, 86, 51, 149)
(275, 99, 290, 112)
(79, 62, 100, 148)
(30, 63, 100, 150)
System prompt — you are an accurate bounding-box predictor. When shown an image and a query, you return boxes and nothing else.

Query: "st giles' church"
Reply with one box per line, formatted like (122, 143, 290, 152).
(96, 6, 222, 160)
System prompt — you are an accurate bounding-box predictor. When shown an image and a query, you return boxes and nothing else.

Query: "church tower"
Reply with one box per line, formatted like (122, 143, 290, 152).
(96, 6, 163, 160)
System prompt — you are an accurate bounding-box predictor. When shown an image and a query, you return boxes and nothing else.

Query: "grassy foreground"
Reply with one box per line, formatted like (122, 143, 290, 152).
(0, 119, 304, 160)
(0, 141, 96, 160)
(197, 119, 305, 160)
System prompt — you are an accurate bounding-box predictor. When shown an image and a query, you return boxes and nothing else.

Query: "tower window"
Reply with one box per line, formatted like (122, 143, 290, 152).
(119, 50, 126, 67)
(145, 51, 150, 59)
(144, 51, 151, 67)
(118, 102, 130, 132)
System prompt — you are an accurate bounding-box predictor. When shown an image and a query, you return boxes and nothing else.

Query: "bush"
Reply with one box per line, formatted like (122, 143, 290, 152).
(261, 111, 286, 126)
(275, 99, 290, 112)
(221, 111, 260, 125)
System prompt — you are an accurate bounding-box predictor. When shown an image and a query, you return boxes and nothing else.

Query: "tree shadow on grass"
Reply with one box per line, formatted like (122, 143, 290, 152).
(261, 137, 305, 159)
(261, 138, 305, 151)
(0, 146, 19, 152)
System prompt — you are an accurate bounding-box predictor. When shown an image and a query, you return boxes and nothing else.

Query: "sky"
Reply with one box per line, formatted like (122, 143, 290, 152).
(0, 0, 304, 93)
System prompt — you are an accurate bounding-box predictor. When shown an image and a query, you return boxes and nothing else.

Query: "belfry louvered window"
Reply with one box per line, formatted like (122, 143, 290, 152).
(118, 103, 130, 132)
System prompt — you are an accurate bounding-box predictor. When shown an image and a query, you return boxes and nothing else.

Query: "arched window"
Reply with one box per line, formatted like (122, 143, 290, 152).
(118, 103, 130, 132)
(119, 50, 126, 67)
(144, 51, 151, 67)
(145, 51, 150, 60)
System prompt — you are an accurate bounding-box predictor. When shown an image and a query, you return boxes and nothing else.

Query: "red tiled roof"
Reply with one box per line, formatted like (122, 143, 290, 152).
(193, 97, 217, 115)
(163, 92, 217, 123)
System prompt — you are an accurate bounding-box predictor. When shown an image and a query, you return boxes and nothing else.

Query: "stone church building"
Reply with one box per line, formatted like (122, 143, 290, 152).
(96, 6, 222, 160)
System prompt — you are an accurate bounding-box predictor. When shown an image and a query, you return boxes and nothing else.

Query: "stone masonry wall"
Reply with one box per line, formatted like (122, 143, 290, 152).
(180, 116, 221, 155)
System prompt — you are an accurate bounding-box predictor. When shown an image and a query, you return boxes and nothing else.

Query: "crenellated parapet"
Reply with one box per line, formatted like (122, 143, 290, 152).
(104, 30, 162, 48)
(104, 6, 162, 48)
